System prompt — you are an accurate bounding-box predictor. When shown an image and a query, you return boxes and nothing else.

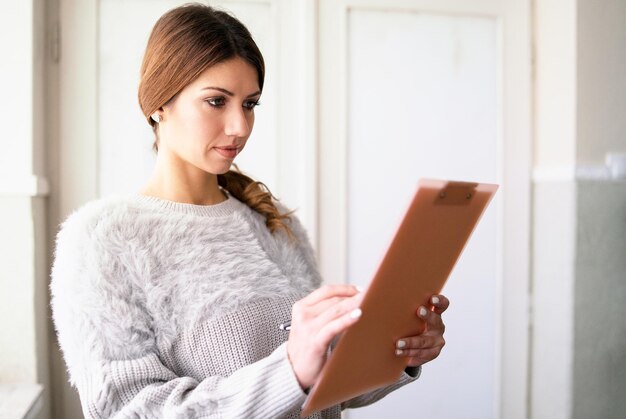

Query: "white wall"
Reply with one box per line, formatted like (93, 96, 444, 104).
(534, 0, 626, 171)
(0, 0, 50, 418)
(531, 181, 576, 419)
(533, 0, 577, 172)
(577, 0, 626, 164)
(531, 1, 578, 416)
(0, 1, 34, 180)
(531, 1, 626, 419)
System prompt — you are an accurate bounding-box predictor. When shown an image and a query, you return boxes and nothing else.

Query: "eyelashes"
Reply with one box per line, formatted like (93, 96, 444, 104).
(205, 96, 260, 110)
(205, 97, 226, 107)
(244, 100, 261, 110)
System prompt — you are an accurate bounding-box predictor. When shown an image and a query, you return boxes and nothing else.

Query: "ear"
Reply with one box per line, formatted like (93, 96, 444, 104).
(150, 106, 166, 124)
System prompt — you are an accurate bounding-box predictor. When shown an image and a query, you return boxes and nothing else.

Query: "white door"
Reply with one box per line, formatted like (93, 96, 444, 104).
(317, 0, 531, 418)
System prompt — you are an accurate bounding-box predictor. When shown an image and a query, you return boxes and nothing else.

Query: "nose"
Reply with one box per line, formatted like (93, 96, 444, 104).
(224, 107, 252, 138)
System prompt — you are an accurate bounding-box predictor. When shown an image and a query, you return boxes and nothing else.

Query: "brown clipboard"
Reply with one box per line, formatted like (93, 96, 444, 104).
(300, 179, 498, 417)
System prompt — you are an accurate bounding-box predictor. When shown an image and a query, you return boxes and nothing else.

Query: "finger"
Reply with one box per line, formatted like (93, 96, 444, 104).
(315, 306, 363, 349)
(299, 284, 360, 306)
(417, 305, 445, 333)
(306, 296, 345, 316)
(396, 335, 443, 350)
(399, 346, 443, 363)
(314, 292, 364, 327)
(308, 286, 364, 315)
(429, 294, 450, 315)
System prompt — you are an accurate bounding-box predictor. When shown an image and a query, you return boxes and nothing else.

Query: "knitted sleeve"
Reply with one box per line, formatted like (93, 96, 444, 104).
(95, 344, 304, 418)
(50, 208, 306, 419)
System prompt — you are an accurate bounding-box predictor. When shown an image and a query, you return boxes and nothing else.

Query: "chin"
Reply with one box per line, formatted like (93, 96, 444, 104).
(209, 163, 234, 175)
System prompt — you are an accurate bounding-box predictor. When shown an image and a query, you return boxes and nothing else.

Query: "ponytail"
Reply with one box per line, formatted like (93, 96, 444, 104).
(218, 167, 294, 239)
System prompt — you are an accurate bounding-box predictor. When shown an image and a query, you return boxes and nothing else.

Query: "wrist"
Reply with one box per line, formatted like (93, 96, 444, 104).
(287, 344, 312, 390)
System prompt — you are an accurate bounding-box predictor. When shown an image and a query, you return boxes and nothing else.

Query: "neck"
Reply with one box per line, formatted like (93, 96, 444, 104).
(141, 150, 227, 206)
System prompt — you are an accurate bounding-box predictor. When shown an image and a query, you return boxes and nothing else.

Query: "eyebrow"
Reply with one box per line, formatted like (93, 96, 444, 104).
(201, 86, 261, 98)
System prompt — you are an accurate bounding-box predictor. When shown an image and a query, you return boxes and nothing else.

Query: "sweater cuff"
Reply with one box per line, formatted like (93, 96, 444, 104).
(220, 341, 307, 417)
(274, 342, 309, 400)
(257, 342, 308, 415)
(403, 365, 422, 379)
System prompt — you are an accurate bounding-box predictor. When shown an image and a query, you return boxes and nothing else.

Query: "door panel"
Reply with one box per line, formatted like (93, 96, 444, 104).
(346, 10, 498, 418)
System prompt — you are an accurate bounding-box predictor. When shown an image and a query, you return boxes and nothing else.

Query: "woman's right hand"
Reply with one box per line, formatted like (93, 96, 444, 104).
(286, 284, 364, 390)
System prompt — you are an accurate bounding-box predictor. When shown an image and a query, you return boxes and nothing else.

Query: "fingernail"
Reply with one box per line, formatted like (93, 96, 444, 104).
(350, 308, 362, 319)
(396, 349, 403, 356)
(355, 285, 364, 293)
(419, 307, 428, 317)
(397, 340, 406, 348)
(431, 296, 440, 305)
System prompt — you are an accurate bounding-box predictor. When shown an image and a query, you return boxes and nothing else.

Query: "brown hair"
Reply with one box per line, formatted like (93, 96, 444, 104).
(138, 3, 293, 237)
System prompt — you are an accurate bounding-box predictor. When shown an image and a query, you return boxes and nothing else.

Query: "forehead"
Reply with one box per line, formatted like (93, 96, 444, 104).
(187, 57, 260, 93)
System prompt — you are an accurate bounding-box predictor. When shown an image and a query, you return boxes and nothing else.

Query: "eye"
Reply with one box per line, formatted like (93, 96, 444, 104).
(205, 97, 226, 107)
(243, 100, 261, 111)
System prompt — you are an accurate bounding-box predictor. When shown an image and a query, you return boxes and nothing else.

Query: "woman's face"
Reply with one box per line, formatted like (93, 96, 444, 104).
(158, 57, 261, 175)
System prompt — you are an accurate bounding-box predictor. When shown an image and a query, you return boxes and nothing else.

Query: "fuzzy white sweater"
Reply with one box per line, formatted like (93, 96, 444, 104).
(50, 192, 419, 418)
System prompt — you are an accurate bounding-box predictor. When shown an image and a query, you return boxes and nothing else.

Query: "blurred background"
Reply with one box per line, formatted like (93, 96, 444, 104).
(0, 0, 624, 418)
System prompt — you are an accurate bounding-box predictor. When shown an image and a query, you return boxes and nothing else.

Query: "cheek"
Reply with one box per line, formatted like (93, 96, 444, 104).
(198, 115, 224, 139)
(178, 107, 223, 144)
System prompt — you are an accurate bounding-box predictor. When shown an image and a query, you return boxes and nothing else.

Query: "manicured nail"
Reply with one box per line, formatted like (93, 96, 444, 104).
(350, 308, 362, 319)
(431, 296, 440, 305)
(355, 285, 364, 293)
(397, 340, 406, 349)
(419, 307, 428, 317)
(396, 349, 403, 356)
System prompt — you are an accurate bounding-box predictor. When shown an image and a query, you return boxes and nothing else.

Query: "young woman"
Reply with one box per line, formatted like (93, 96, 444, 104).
(50, 3, 448, 418)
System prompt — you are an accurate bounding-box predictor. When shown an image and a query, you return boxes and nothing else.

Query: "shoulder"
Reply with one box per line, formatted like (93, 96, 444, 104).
(275, 201, 323, 287)
(51, 195, 143, 297)
(56, 195, 138, 241)
(55, 194, 185, 256)
(51, 196, 158, 373)
(274, 201, 312, 247)
(233, 197, 322, 288)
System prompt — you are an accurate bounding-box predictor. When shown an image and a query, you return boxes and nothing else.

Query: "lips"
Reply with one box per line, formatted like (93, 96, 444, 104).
(214, 145, 241, 159)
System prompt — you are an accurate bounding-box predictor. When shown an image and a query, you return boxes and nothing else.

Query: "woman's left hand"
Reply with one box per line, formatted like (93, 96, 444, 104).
(395, 294, 449, 367)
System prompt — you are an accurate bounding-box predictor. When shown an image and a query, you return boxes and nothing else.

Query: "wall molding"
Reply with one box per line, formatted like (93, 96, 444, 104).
(533, 165, 618, 182)
(0, 384, 44, 419)
(0, 175, 50, 197)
